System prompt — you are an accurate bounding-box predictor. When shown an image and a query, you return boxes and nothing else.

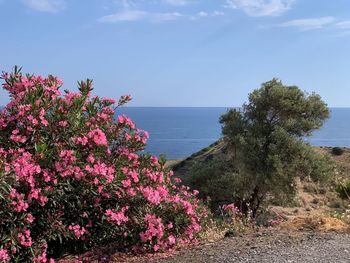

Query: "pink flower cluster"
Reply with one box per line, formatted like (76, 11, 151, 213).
(0, 249, 9, 262)
(88, 128, 108, 146)
(139, 213, 184, 252)
(140, 214, 164, 243)
(68, 225, 87, 239)
(0, 68, 206, 262)
(105, 207, 129, 225)
(117, 114, 135, 129)
(221, 203, 241, 224)
(18, 229, 33, 247)
(223, 203, 240, 214)
(118, 94, 132, 106)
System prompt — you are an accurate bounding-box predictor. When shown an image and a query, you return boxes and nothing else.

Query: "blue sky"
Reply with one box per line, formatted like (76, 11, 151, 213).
(1, 0, 350, 107)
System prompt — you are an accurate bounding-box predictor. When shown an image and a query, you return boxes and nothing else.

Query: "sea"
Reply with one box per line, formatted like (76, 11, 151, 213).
(118, 107, 350, 160)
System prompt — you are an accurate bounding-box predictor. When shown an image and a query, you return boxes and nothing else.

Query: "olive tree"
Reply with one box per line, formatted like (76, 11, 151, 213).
(220, 79, 332, 217)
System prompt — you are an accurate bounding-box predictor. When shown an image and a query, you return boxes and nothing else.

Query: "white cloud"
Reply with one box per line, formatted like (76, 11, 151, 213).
(98, 10, 183, 23)
(98, 0, 228, 24)
(161, 0, 191, 5)
(280, 16, 336, 31)
(190, 10, 225, 20)
(336, 20, 350, 29)
(225, 0, 294, 16)
(22, 0, 66, 13)
(197, 11, 208, 17)
(98, 9, 225, 23)
(213, 10, 225, 16)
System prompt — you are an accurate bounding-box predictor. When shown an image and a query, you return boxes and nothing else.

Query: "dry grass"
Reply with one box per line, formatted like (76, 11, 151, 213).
(198, 215, 256, 243)
(280, 214, 350, 233)
(165, 159, 183, 169)
(197, 219, 229, 242)
(269, 146, 350, 225)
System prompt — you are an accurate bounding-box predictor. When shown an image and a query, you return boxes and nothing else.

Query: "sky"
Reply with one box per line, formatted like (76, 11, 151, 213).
(1, 0, 350, 107)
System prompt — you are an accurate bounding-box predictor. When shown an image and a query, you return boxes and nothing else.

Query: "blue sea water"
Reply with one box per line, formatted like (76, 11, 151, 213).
(306, 108, 350, 148)
(118, 107, 226, 159)
(118, 107, 350, 160)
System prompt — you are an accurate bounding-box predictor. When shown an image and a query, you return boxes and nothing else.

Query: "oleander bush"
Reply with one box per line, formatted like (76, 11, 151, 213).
(0, 67, 206, 262)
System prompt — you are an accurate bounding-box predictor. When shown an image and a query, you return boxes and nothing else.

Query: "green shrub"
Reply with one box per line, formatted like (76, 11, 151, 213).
(336, 179, 350, 200)
(331, 147, 344, 156)
(185, 159, 237, 211)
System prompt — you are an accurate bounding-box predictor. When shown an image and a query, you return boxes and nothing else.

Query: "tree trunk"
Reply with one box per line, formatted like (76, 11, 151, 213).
(249, 186, 262, 218)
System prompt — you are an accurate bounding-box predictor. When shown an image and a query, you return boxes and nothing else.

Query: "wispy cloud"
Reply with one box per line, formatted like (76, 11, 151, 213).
(190, 10, 225, 20)
(161, 0, 191, 5)
(335, 20, 350, 29)
(280, 16, 336, 31)
(22, 0, 66, 13)
(99, 0, 297, 25)
(213, 10, 225, 16)
(98, 10, 183, 23)
(225, 0, 294, 16)
(98, 9, 226, 23)
(114, 0, 191, 7)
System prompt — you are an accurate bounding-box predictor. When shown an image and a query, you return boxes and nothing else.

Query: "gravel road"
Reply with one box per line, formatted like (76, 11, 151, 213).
(146, 231, 350, 263)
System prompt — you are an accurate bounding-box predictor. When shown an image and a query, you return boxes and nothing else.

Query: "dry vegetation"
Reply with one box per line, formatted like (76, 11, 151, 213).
(170, 144, 350, 233)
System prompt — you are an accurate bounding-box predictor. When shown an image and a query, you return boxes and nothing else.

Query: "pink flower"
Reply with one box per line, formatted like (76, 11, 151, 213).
(102, 98, 116, 104)
(39, 109, 48, 126)
(33, 245, 49, 263)
(127, 188, 136, 197)
(122, 179, 131, 188)
(74, 136, 88, 146)
(68, 224, 87, 239)
(0, 249, 9, 261)
(26, 213, 34, 223)
(58, 120, 68, 127)
(117, 115, 135, 129)
(269, 219, 281, 226)
(150, 156, 158, 165)
(18, 229, 33, 247)
(222, 203, 239, 214)
(168, 235, 176, 245)
(90, 162, 114, 183)
(10, 190, 29, 212)
(140, 186, 161, 205)
(88, 128, 108, 146)
(140, 214, 165, 243)
(105, 207, 129, 225)
(10, 129, 27, 143)
(118, 94, 132, 106)
(27, 115, 38, 125)
(86, 154, 95, 163)
(122, 167, 139, 183)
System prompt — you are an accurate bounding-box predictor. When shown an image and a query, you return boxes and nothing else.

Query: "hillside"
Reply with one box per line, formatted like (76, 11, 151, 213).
(169, 141, 350, 223)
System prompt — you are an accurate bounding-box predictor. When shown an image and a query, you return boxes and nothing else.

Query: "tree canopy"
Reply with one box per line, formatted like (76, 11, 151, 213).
(219, 79, 332, 217)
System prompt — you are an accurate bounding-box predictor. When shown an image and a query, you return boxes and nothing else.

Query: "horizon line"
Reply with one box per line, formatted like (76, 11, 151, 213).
(120, 106, 350, 108)
(2, 105, 350, 108)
